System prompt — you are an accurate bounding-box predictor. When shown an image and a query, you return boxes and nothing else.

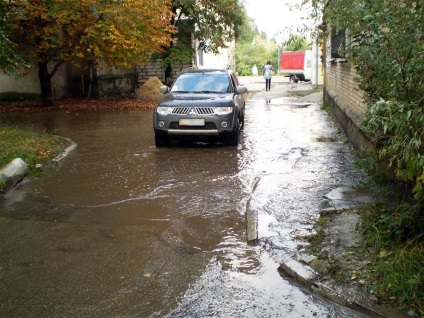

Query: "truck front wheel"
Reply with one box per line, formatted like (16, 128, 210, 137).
(155, 133, 170, 147)
(225, 119, 240, 146)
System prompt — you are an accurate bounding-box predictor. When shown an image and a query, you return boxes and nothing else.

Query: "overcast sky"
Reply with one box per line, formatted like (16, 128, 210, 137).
(243, 0, 313, 43)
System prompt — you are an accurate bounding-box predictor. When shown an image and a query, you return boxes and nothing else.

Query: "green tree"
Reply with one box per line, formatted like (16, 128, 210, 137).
(283, 34, 310, 51)
(235, 12, 278, 76)
(161, 0, 246, 83)
(2, 0, 175, 106)
(0, 1, 28, 73)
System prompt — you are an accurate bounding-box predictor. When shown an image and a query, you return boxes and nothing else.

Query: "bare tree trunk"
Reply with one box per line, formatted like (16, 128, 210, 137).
(88, 60, 93, 98)
(38, 61, 53, 106)
(165, 65, 172, 86)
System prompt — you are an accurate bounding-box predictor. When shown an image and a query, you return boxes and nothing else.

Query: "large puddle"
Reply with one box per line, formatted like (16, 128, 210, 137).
(0, 97, 368, 317)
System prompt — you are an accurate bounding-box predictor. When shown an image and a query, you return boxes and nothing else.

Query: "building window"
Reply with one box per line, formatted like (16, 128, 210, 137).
(331, 28, 346, 58)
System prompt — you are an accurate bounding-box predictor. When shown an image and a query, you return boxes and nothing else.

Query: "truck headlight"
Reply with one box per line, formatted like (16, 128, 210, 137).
(157, 107, 174, 115)
(214, 106, 233, 115)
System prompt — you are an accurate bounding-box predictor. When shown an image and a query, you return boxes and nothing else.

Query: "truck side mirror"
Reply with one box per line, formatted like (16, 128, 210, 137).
(237, 85, 248, 94)
(160, 86, 169, 94)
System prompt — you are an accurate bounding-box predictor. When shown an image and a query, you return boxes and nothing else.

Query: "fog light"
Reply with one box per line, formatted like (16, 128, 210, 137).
(221, 122, 228, 128)
(158, 121, 165, 127)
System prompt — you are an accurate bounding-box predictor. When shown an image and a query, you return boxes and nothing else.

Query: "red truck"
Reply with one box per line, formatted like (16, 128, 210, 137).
(279, 50, 312, 83)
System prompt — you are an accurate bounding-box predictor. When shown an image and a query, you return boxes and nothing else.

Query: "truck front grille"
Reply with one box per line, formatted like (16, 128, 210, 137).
(171, 107, 214, 115)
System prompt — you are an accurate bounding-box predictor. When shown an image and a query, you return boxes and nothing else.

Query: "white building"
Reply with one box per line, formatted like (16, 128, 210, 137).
(193, 39, 236, 71)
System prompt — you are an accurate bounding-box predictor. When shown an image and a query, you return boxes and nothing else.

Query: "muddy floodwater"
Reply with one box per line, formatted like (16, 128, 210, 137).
(1, 85, 369, 317)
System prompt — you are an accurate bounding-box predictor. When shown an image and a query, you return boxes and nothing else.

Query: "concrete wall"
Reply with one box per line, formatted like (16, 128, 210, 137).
(0, 61, 69, 100)
(0, 68, 40, 95)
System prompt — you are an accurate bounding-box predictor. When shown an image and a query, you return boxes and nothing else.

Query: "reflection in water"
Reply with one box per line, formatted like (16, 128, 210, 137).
(168, 97, 367, 317)
(166, 251, 364, 318)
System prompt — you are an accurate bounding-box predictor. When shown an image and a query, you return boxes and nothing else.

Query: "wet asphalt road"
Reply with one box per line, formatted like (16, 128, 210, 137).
(0, 78, 368, 317)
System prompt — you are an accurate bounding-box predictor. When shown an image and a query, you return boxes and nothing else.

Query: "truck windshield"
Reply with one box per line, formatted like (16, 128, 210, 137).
(171, 73, 231, 93)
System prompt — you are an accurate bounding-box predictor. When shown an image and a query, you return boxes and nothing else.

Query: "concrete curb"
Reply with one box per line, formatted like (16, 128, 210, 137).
(278, 259, 402, 318)
(276, 187, 410, 318)
(0, 158, 27, 194)
(52, 136, 77, 164)
(0, 136, 76, 194)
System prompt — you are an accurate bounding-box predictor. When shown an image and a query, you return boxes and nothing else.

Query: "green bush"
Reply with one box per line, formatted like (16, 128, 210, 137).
(365, 99, 424, 202)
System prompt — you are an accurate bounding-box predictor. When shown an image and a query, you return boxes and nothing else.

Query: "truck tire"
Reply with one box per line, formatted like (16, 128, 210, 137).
(155, 133, 170, 147)
(289, 75, 298, 83)
(226, 119, 240, 146)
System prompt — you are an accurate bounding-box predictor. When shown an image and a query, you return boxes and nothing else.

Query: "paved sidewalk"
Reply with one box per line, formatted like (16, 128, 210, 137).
(239, 75, 314, 98)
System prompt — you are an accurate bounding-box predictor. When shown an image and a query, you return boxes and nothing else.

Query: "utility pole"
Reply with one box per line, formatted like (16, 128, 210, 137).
(277, 45, 281, 75)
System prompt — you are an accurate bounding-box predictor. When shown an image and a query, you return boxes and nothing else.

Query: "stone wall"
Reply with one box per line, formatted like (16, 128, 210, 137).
(136, 60, 193, 86)
(93, 62, 137, 98)
(93, 59, 194, 98)
(324, 60, 374, 151)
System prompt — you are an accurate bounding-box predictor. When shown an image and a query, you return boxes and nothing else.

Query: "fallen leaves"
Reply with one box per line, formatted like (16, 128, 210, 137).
(0, 98, 157, 113)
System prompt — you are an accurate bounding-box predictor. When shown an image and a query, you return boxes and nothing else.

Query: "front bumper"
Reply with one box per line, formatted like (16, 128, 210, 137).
(167, 129, 219, 137)
(154, 113, 237, 140)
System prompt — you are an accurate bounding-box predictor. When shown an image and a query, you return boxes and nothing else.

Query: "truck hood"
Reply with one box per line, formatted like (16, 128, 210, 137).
(158, 93, 234, 107)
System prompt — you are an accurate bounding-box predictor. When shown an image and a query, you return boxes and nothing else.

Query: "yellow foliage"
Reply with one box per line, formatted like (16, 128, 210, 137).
(9, 0, 175, 66)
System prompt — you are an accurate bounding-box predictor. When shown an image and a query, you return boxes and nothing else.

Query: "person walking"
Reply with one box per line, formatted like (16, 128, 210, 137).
(262, 61, 274, 91)
(252, 64, 258, 76)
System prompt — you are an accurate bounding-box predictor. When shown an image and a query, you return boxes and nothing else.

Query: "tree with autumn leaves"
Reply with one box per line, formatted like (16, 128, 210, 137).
(2, 0, 174, 106)
(1, 0, 245, 106)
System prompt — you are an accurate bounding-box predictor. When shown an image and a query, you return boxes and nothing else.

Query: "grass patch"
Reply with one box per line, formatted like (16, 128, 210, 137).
(321, 101, 331, 113)
(0, 124, 63, 177)
(0, 176, 5, 189)
(307, 205, 424, 316)
(306, 228, 326, 254)
(358, 203, 424, 316)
